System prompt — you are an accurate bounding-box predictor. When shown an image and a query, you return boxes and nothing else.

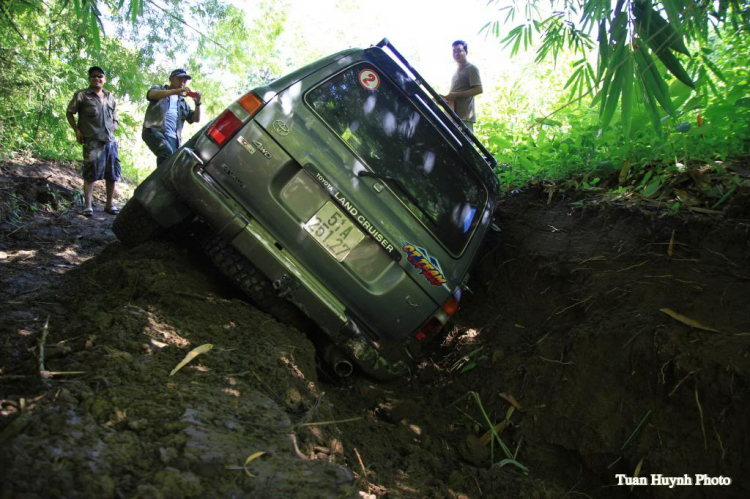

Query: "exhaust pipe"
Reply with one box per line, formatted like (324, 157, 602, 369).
(323, 344, 354, 377)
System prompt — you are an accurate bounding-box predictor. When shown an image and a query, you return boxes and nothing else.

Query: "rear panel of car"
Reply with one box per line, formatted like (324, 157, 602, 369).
(196, 47, 495, 343)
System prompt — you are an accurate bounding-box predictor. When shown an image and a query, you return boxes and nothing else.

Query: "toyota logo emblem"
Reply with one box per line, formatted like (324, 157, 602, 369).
(273, 120, 290, 136)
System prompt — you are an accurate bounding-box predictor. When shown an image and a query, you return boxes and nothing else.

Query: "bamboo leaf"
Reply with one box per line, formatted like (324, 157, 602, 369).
(654, 47, 695, 89)
(643, 176, 662, 197)
(597, 20, 608, 82)
(243, 451, 266, 478)
(564, 67, 583, 90)
(660, 308, 720, 332)
(169, 343, 214, 376)
(634, 0, 690, 55)
(634, 44, 676, 116)
(500, 25, 523, 44)
(621, 51, 634, 138)
(700, 55, 726, 82)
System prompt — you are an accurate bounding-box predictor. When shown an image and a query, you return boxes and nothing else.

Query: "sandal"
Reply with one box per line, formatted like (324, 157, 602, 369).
(83, 207, 94, 217)
(104, 206, 120, 215)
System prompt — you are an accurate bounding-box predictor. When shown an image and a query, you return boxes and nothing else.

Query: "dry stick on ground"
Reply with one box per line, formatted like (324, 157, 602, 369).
(38, 315, 49, 376)
(353, 447, 369, 490)
(616, 260, 650, 273)
(695, 382, 708, 452)
(539, 355, 574, 365)
(668, 370, 696, 397)
(295, 417, 363, 429)
(550, 296, 593, 318)
(689, 207, 723, 215)
(707, 248, 739, 268)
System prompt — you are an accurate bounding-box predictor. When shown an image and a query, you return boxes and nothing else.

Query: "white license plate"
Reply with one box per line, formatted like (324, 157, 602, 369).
(304, 201, 365, 262)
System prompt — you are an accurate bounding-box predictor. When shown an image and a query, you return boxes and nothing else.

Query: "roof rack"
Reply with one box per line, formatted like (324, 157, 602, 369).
(376, 38, 497, 169)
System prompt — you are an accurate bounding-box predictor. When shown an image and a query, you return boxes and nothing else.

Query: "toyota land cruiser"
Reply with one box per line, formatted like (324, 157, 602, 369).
(113, 39, 499, 380)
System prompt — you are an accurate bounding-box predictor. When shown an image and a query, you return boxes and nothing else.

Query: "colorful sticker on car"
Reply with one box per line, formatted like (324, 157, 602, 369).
(402, 244, 447, 286)
(358, 69, 381, 91)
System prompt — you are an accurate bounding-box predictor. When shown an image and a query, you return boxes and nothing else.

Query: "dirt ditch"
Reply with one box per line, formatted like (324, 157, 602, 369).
(2, 159, 749, 498)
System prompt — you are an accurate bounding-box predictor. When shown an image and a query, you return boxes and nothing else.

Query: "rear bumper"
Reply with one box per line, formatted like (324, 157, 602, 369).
(169, 147, 414, 380)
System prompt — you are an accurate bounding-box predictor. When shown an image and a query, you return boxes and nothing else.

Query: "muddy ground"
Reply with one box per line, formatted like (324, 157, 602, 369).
(1, 157, 749, 498)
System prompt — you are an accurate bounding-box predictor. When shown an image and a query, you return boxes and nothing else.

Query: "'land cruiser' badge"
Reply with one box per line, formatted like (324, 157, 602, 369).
(358, 69, 381, 91)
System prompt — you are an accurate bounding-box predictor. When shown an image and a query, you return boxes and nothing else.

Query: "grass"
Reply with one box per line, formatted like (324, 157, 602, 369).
(468, 391, 529, 473)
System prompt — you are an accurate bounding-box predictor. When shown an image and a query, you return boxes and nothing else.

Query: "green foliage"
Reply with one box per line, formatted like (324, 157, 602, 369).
(0, 0, 292, 182)
(480, 1, 750, 193)
(484, 0, 749, 136)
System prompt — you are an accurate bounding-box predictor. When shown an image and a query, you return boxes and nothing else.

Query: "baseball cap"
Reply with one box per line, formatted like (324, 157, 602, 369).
(169, 69, 192, 80)
(88, 66, 106, 76)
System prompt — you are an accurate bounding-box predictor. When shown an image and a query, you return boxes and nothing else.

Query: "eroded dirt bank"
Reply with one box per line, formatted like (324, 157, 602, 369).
(2, 159, 749, 498)
(326, 188, 750, 498)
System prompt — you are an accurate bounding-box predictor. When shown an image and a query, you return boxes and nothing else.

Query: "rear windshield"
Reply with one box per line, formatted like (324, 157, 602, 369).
(305, 64, 487, 255)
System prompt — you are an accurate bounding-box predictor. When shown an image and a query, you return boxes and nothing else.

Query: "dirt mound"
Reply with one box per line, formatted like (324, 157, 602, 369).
(2, 241, 355, 497)
(3, 158, 750, 498)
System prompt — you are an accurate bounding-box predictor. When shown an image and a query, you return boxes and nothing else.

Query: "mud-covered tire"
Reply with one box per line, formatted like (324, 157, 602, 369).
(204, 235, 312, 332)
(112, 199, 165, 247)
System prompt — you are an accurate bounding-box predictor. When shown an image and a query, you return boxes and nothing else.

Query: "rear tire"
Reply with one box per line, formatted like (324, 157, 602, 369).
(203, 235, 312, 331)
(112, 199, 165, 247)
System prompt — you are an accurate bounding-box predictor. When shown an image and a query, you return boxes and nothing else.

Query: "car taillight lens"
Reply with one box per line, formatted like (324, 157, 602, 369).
(206, 110, 243, 146)
(238, 92, 263, 114)
(415, 317, 441, 340)
(205, 92, 264, 147)
(442, 297, 459, 316)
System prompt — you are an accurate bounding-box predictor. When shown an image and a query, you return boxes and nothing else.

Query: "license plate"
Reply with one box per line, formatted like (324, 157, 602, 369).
(304, 201, 365, 262)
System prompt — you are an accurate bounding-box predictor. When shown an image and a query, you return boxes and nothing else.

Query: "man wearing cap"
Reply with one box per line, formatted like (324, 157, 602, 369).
(66, 66, 121, 217)
(142, 68, 202, 166)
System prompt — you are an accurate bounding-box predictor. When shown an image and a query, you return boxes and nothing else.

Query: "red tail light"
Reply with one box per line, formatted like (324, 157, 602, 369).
(206, 110, 243, 146)
(442, 297, 459, 316)
(205, 92, 264, 147)
(415, 317, 441, 340)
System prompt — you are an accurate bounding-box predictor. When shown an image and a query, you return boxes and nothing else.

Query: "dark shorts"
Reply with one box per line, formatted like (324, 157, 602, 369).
(82, 140, 121, 182)
(142, 128, 179, 167)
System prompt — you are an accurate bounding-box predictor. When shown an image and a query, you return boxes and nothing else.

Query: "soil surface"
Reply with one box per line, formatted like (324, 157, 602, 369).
(2, 158, 749, 498)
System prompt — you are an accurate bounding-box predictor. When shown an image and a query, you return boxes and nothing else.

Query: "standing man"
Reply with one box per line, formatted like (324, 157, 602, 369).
(142, 68, 202, 167)
(442, 40, 483, 134)
(66, 66, 121, 217)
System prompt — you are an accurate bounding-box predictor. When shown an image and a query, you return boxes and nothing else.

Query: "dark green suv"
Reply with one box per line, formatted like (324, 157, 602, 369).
(113, 39, 499, 380)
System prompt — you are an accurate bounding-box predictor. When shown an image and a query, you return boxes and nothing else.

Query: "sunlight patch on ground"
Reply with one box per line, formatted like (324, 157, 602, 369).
(223, 387, 241, 397)
(127, 306, 191, 348)
(54, 246, 86, 264)
(0, 250, 37, 263)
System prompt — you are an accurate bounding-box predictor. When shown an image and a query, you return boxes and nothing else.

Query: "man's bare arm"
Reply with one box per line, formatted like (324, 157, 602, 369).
(187, 92, 202, 124)
(147, 87, 188, 101)
(443, 85, 483, 101)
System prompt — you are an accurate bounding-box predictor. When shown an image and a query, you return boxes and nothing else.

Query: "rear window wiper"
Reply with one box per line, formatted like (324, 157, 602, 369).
(357, 171, 438, 225)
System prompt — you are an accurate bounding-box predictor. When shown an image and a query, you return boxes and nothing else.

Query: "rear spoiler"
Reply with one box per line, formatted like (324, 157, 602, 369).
(375, 38, 498, 170)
